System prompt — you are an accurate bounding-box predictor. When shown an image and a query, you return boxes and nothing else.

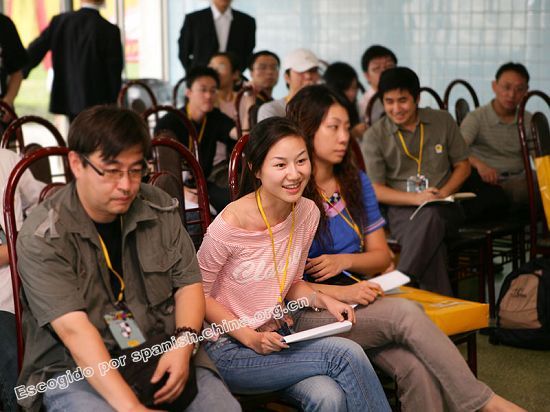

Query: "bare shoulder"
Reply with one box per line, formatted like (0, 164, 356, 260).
(221, 194, 257, 229)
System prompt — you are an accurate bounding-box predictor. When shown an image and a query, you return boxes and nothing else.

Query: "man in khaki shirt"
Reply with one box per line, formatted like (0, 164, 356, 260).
(363, 67, 470, 295)
(16, 106, 239, 411)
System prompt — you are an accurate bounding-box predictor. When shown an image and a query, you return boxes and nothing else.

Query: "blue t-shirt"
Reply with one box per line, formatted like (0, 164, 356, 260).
(306, 172, 385, 282)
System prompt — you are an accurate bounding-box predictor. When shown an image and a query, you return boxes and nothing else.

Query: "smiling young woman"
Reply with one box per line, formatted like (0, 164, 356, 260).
(196, 117, 390, 411)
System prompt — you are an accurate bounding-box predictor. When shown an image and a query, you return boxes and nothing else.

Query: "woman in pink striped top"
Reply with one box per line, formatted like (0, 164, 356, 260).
(197, 117, 390, 411)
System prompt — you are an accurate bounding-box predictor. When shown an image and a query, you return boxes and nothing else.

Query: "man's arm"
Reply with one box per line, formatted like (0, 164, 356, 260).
(372, 183, 440, 206)
(150, 282, 204, 405)
(178, 15, 193, 72)
(438, 159, 471, 198)
(104, 26, 124, 104)
(2, 70, 23, 106)
(23, 19, 56, 77)
(50, 312, 152, 412)
(468, 155, 498, 185)
(0, 245, 8, 266)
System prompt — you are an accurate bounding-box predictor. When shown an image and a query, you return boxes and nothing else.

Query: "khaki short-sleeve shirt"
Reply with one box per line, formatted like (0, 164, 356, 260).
(362, 108, 469, 192)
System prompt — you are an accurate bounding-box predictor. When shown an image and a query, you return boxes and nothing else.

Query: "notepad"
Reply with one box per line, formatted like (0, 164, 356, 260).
(409, 192, 476, 220)
(283, 321, 353, 344)
(368, 270, 411, 292)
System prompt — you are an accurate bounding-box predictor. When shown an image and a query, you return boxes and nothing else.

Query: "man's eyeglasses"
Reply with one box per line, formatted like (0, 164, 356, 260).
(82, 156, 149, 182)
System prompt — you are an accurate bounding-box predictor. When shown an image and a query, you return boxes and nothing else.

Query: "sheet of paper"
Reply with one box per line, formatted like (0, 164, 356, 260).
(283, 321, 353, 344)
(369, 271, 411, 292)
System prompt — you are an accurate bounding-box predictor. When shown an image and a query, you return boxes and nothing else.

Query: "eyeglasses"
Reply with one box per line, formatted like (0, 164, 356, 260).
(253, 63, 279, 72)
(82, 156, 149, 182)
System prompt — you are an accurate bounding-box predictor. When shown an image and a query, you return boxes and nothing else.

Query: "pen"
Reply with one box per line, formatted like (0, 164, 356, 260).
(342, 270, 361, 283)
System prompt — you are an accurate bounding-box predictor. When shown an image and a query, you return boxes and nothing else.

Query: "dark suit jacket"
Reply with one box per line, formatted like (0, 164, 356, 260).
(178, 7, 255, 73)
(24, 8, 123, 117)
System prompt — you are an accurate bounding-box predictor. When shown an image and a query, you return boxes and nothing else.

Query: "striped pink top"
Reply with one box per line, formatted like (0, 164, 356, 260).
(197, 197, 320, 329)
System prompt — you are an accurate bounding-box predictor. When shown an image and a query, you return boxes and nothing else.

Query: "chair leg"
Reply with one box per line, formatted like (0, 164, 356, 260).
(467, 332, 478, 377)
(485, 235, 496, 318)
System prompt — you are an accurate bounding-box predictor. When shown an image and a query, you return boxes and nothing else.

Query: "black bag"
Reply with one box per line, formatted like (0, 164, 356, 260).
(490, 259, 550, 349)
(116, 334, 198, 411)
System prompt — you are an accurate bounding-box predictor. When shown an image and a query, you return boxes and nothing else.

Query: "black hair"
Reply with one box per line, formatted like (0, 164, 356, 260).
(360, 45, 398, 72)
(68, 105, 151, 161)
(185, 66, 220, 89)
(495, 62, 530, 83)
(287, 85, 367, 249)
(324, 62, 364, 95)
(378, 66, 420, 100)
(210, 51, 240, 74)
(238, 117, 311, 198)
(248, 50, 281, 71)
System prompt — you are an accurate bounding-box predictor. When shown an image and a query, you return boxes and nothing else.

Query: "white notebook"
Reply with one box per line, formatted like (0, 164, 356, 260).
(283, 321, 353, 344)
(369, 270, 411, 292)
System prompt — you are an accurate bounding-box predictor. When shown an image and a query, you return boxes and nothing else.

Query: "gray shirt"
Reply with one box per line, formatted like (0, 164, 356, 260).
(257, 97, 286, 122)
(362, 108, 469, 192)
(460, 101, 530, 174)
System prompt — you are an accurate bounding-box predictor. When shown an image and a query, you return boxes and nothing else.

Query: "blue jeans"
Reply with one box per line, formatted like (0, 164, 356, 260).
(42, 367, 240, 411)
(204, 334, 390, 412)
(0, 311, 18, 412)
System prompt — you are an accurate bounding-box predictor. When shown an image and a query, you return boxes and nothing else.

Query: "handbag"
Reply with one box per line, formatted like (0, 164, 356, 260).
(115, 333, 198, 411)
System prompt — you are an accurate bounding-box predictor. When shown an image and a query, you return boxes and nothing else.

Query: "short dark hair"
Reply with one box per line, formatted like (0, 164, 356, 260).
(378, 67, 420, 100)
(248, 50, 280, 71)
(361, 45, 398, 72)
(495, 62, 530, 83)
(323, 62, 363, 94)
(210, 51, 240, 74)
(68, 105, 151, 161)
(238, 117, 309, 198)
(185, 66, 220, 89)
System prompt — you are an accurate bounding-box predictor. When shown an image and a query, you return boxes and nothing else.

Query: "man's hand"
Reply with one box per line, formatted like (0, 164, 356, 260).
(305, 254, 350, 282)
(340, 281, 384, 305)
(476, 162, 499, 185)
(412, 187, 441, 205)
(151, 347, 191, 405)
(183, 186, 198, 204)
(245, 330, 289, 354)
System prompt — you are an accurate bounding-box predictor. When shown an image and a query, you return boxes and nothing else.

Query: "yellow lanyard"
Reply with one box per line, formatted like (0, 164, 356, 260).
(185, 105, 207, 153)
(396, 123, 424, 176)
(255, 189, 295, 304)
(98, 235, 125, 304)
(320, 191, 364, 252)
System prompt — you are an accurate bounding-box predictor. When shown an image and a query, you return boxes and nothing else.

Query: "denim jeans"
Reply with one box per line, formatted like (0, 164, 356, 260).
(0, 311, 18, 412)
(204, 334, 390, 412)
(42, 367, 240, 411)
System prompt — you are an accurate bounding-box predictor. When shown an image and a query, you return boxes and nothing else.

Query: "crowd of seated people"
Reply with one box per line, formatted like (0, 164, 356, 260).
(1, 1, 540, 410)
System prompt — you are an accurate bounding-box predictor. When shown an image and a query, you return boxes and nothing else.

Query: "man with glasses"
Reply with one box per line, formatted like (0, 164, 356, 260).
(461, 62, 531, 209)
(15, 106, 239, 411)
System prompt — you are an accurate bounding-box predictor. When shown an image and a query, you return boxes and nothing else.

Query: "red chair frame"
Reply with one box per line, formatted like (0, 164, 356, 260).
(228, 134, 249, 201)
(419, 87, 445, 109)
(234, 85, 254, 139)
(151, 136, 212, 231)
(172, 77, 186, 107)
(443, 79, 480, 110)
(142, 105, 200, 161)
(117, 79, 158, 109)
(3, 146, 70, 370)
(518, 90, 550, 259)
(0, 115, 66, 150)
(0, 101, 18, 124)
(364, 91, 381, 127)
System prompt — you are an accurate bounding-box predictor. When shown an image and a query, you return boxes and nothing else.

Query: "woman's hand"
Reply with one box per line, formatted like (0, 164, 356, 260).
(340, 281, 383, 305)
(317, 293, 356, 323)
(245, 330, 289, 355)
(305, 254, 350, 282)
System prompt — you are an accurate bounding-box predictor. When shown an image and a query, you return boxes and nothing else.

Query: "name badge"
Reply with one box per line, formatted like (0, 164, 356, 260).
(104, 310, 146, 349)
(435, 144, 443, 154)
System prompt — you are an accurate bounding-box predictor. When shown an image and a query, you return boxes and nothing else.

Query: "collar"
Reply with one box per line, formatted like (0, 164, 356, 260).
(81, 3, 102, 11)
(385, 107, 431, 134)
(487, 100, 519, 125)
(211, 4, 233, 20)
(59, 182, 158, 243)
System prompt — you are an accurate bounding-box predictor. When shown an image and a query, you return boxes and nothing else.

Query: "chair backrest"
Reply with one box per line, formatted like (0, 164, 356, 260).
(117, 79, 159, 112)
(150, 136, 212, 248)
(3, 146, 70, 370)
(419, 86, 445, 109)
(142, 105, 200, 161)
(0, 101, 22, 152)
(235, 85, 254, 139)
(443, 79, 480, 111)
(172, 77, 186, 107)
(0, 115, 66, 152)
(517, 90, 550, 259)
(454, 98, 471, 126)
(349, 137, 366, 172)
(228, 134, 249, 201)
(147, 171, 186, 225)
(365, 91, 383, 127)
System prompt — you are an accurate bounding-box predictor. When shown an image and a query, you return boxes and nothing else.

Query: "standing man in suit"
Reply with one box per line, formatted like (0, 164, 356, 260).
(178, 0, 255, 73)
(24, 0, 123, 122)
